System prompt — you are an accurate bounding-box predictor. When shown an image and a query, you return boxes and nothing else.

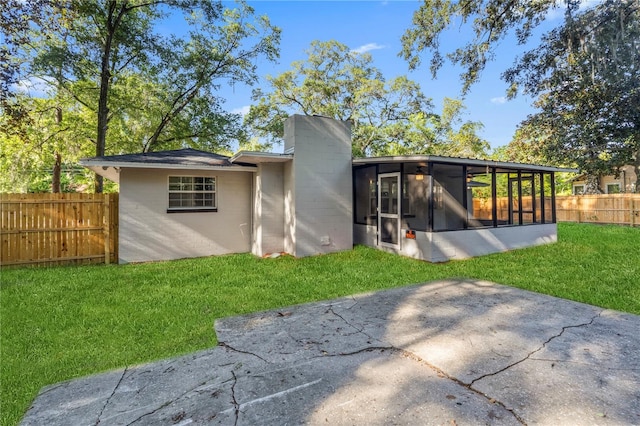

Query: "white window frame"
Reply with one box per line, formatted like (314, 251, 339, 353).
(606, 182, 621, 194)
(573, 184, 585, 195)
(167, 176, 217, 212)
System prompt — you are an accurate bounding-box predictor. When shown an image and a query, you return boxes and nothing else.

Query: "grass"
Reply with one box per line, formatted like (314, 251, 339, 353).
(1, 222, 639, 426)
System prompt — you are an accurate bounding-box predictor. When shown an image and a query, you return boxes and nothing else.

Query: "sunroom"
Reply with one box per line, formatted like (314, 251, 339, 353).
(353, 156, 574, 262)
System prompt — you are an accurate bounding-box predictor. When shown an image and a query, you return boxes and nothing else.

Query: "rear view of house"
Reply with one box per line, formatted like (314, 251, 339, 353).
(82, 115, 573, 264)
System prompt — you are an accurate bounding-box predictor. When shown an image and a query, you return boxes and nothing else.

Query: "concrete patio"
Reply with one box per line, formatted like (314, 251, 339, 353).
(20, 279, 640, 425)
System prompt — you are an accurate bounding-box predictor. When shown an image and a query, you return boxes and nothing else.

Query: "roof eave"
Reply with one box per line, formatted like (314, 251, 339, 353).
(80, 159, 256, 172)
(352, 155, 578, 173)
(82, 165, 121, 183)
(230, 151, 294, 164)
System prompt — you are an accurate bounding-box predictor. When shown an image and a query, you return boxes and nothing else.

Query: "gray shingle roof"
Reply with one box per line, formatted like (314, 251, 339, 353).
(84, 148, 233, 167)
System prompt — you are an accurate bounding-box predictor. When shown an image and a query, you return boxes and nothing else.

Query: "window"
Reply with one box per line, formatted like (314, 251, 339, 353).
(432, 164, 465, 231)
(168, 176, 216, 212)
(354, 166, 377, 225)
(606, 183, 621, 194)
(573, 184, 585, 195)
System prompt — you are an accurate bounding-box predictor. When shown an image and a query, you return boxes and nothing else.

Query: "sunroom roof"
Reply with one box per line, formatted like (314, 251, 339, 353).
(352, 155, 578, 173)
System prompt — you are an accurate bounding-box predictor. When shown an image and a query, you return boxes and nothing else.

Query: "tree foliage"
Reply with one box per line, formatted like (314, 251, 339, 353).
(244, 40, 488, 158)
(0, 93, 97, 192)
(504, 0, 640, 193)
(1, 0, 280, 192)
(401, 0, 571, 93)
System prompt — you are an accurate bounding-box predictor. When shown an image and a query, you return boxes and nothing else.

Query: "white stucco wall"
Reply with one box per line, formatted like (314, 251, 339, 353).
(119, 168, 252, 263)
(252, 163, 285, 256)
(283, 160, 295, 255)
(354, 223, 558, 262)
(284, 115, 353, 257)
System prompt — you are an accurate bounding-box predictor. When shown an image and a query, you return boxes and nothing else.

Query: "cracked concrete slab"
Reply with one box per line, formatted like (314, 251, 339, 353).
(473, 310, 640, 425)
(20, 279, 640, 425)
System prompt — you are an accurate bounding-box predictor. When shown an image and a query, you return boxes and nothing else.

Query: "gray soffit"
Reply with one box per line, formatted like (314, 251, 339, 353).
(230, 151, 294, 164)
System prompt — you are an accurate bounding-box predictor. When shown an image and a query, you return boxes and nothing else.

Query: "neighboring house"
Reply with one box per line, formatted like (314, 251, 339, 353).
(81, 115, 574, 264)
(572, 165, 638, 195)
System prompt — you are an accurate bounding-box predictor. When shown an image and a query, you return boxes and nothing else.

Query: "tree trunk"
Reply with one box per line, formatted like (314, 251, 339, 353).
(52, 106, 63, 193)
(95, 0, 123, 193)
(95, 33, 112, 194)
(633, 154, 640, 194)
(52, 152, 62, 193)
(584, 174, 603, 194)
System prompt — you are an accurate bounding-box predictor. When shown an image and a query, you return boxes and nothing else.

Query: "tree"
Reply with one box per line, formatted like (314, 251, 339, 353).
(8, 0, 280, 192)
(1, 0, 68, 117)
(503, 0, 640, 192)
(0, 92, 95, 193)
(244, 40, 488, 158)
(245, 40, 431, 156)
(412, 97, 489, 157)
(400, 0, 578, 93)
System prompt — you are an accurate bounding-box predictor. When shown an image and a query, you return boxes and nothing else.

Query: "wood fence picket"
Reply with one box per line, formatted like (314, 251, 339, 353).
(1, 193, 118, 267)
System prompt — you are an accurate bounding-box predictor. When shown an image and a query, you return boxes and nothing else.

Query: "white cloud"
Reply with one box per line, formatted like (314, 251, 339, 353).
(351, 43, 386, 54)
(231, 105, 251, 116)
(490, 96, 507, 105)
(13, 76, 54, 98)
(546, 0, 600, 20)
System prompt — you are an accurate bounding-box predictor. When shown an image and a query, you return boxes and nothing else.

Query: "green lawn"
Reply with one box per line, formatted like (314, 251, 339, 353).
(1, 223, 639, 426)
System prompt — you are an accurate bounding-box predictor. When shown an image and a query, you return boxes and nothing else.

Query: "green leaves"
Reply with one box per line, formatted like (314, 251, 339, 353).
(244, 39, 489, 158)
(504, 0, 640, 192)
(401, 0, 558, 93)
(2, 0, 281, 192)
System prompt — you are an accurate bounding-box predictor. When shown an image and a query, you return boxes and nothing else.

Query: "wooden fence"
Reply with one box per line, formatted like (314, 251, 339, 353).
(473, 194, 640, 227)
(1, 193, 118, 267)
(555, 194, 640, 226)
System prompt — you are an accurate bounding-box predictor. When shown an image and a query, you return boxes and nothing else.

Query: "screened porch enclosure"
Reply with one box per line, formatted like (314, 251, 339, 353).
(353, 156, 564, 262)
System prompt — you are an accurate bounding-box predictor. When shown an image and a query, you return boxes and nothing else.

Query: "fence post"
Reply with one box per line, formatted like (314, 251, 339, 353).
(104, 193, 111, 265)
(632, 198, 636, 227)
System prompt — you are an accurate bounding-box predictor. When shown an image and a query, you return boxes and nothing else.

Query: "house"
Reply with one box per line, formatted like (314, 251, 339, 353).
(572, 165, 638, 194)
(81, 115, 575, 264)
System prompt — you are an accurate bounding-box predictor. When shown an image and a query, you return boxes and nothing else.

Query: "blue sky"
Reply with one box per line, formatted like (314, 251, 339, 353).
(15, 1, 594, 151)
(210, 0, 576, 150)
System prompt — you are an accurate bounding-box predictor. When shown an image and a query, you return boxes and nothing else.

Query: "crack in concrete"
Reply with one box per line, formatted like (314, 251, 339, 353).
(327, 304, 379, 343)
(125, 376, 235, 424)
(124, 377, 214, 425)
(456, 312, 604, 425)
(95, 366, 127, 425)
(124, 375, 235, 425)
(389, 348, 528, 425)
(230, 371, 240, 426)
(125, 400, 174, 425)
(88, 304, 602, 426)
(218, 341, 269, 363)
(316, 345, 527, 425)
(96, 351, 223, 425)
(469, 312, 603, 387)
